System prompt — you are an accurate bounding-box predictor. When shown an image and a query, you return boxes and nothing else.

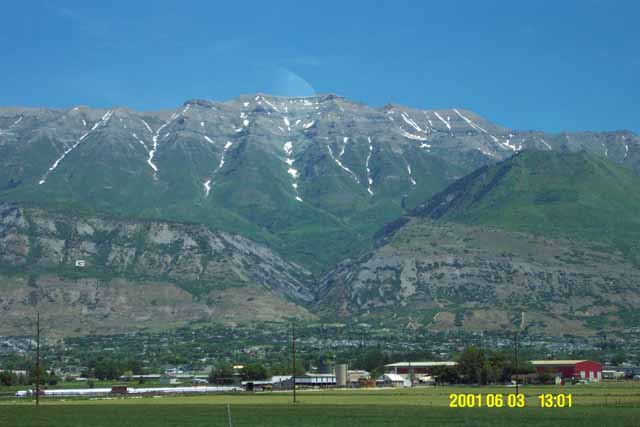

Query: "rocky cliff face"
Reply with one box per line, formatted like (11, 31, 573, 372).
(318, 220, 640, 336)
(0, 203, 314, 335)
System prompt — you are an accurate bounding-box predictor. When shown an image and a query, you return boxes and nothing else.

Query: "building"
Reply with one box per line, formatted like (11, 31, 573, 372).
(385, 361, 457, 376)
(605, 365, 640, 379)
(377, 373, 411, 388)
(347, 370, 371, 386)
(294, 374, 336, 387)
(530, 360, 602, 382)
(602, 370, 625, 380)
(246, 374, 336, 390)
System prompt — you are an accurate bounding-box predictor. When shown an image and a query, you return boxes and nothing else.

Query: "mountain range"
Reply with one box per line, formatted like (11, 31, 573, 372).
(0, 94, 639, 336)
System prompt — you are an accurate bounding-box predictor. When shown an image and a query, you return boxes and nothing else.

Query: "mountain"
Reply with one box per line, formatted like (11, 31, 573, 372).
(1, 95, 638, 273)
(414, 150, 640, 263)
(318, 151, 640, 335)
(0, 203, 314, 336)
(1, 95, 640, 336)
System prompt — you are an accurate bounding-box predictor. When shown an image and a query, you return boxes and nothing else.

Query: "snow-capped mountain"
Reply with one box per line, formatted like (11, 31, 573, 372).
(1, 94, 637, 272)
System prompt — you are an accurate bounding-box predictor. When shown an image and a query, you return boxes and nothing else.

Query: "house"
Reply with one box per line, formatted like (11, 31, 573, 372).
(530, 360, 602, 382)
(377, 373, 412, 388)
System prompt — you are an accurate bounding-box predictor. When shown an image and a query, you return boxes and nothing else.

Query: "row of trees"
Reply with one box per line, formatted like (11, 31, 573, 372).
(208, 360, 308, 384)
(0, 369, 59, 387)
(80, 357, 144, 380)
(430, 346, 535, 385)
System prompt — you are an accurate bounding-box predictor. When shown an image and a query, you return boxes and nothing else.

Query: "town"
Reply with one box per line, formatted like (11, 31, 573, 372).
(2, 322, 639, 398)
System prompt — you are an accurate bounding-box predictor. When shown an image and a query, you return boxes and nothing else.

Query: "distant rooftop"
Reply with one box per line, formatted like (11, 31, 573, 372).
(530, 360, 589, 365)
(385, 361, 457, 367)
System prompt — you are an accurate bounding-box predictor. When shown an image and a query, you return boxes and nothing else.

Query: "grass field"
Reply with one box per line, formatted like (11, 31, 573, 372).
(1, 383, 639, 426)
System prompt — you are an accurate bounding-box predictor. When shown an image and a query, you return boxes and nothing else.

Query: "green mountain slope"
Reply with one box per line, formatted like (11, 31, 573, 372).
(1, 97, 637, 274)
(415, 150, 640, 263)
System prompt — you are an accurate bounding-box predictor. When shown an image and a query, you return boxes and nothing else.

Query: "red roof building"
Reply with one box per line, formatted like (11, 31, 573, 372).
(530, 360, 603, 381)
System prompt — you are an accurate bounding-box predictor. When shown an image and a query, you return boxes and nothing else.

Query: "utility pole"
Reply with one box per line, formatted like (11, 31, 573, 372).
(514, 331, 519, 396)
(291, 322, 297, 404)
(409, 360, 414, 387)
(35, 312, 41, 406)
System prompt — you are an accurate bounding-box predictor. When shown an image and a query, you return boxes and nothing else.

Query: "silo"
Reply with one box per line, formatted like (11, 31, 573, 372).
(336, 363, 348, 387)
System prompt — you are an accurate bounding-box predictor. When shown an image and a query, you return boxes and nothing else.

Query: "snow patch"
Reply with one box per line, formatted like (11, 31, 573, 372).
(39, 111, 113, 184)
(283, 141, 302, 201)
(405, 160, 416, 186)
(216, 141, 233, 170)
(399, 129, 429, 142)
(141, 120, 153, 134)
(365, 137, 374, 195)
(257, 96, 280, 112)
(132, 133, 148, 150)
(327, 145, 360, 184)
(401, 113, 423, 133)
(424, 112, 434, 127)
(477, 147, 498, 158)
(453, 108, 500, 143)
(339, 137, 350, 157)
(501, 139, 520, 152)
(539, 138, 552, 150)
(434, 112, 451, 131)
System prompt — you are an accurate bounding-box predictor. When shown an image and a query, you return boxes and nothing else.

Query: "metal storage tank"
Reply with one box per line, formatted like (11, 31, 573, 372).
(336, 363, 348, 387)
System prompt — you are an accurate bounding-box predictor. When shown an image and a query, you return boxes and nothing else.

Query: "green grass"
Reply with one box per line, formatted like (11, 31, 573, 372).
(2, 383, 639, 426)
(418, 151, 640, 265)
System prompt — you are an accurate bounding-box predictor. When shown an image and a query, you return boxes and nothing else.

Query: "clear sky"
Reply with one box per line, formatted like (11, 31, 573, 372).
(1, 0, 638, 133)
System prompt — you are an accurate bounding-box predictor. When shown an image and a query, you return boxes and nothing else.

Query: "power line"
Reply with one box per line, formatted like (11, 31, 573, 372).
(514, 331, 519, 396)
(292, 321, 297, 404)
(35, 312, 42, 406)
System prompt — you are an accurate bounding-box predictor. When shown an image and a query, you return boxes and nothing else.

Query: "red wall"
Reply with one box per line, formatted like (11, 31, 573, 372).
(574, 361, 603, 378)
(535, 361, 602, 379)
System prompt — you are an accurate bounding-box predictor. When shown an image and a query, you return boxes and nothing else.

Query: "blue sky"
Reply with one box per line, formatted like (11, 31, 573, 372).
(1, 0, 638, 132)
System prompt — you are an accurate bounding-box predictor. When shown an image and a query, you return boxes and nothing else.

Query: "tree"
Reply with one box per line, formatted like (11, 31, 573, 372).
(431, 366, 458, 384)
(209, 363, 234, 384)
(485, 351, 508, 384)
(94, 358, 122, 380)
(241, 363, 268, 381)
(456, 346, 486, 384)
(536, 370, 554, 385)
(28, 365, 45, 386)
(611, 353, 626, 366)
(47, 372, 59, 386)
(0, 371, 16, 386)
(354, 349, 388, 373)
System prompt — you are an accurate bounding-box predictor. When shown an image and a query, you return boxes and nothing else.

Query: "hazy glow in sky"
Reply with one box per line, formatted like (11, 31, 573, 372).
(0, 0, 638, 132)
(271, 68, 316, 97)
